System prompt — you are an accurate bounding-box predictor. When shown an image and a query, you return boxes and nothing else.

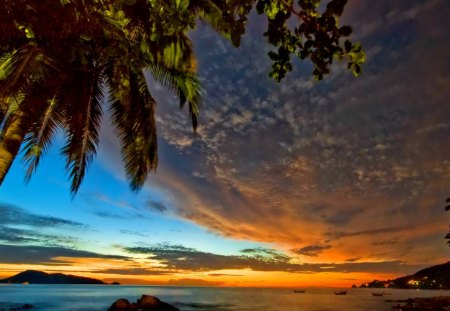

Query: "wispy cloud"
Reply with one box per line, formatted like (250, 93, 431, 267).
(0, 203, 84, 228)
(120, 230, 151, 238)
(0, 203, 86, 248)
(0, 244, 128, 265)
(91, 268, 170, 276)
(292, 245, 332, 257)
(145, 198, 168, 213)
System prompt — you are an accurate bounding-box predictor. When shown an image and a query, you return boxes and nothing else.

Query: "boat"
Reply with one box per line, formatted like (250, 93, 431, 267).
(21, 282, 29, 285)
(293, 290, 305, 293)
(335, 291, 347, 295)
(372, 293, 384, 296)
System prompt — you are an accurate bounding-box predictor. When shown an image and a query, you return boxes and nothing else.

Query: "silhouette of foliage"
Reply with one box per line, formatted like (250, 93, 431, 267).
(0, 0, 363, 194)
(446, 198, 450, 246)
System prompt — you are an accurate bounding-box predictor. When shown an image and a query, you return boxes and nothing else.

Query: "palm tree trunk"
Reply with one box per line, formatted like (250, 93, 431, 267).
(0, 110, 27, 185)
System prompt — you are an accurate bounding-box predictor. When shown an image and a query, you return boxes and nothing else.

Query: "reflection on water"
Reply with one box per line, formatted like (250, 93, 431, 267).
(0, 285, 449, 311)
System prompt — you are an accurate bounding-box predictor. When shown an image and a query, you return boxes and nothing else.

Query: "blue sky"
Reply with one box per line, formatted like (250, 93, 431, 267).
(1, 140, 264, 256)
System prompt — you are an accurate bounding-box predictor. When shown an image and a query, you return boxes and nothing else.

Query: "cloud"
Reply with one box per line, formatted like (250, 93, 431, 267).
(166, 278, 223, 286)
(91, 210, 124, 219)
(81, 192, 134, 210)
(91, 268, 170, 276)
(145, 199, 167, 213)
(0, 203, 84, 228)
(124, 243, 291, 272)
(345, 258, 362, 263)
(80, 193, 145, 219)
(0, 226, 78, 246)
(0, 244, 128, 265)
(326, 226, 407, 240)
(372, 239, 399, 246)
(123, 243, 424, 274)
(0, 203, 86, 248)
(119, 230, 150, 238)
(292, 245, 332, 257)
(208, 273, 243, 277)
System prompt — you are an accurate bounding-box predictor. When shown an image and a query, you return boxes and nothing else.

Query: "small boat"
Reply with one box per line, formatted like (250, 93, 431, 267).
(372, 293, 384, 296)
(335, 291, 347, 295)
(293, 290, 305, 293)
(21, 282, 29, 285)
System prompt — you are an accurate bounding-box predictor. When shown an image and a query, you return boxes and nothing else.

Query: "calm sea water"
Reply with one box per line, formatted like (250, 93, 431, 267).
(0, 285, 449, 310)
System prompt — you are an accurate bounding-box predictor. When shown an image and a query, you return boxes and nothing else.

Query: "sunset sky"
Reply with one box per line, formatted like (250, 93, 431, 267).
(0, 0, 449, 287)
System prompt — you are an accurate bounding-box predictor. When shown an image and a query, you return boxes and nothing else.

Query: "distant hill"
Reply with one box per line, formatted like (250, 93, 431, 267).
(360, 262, 450, 290)
(0, 270, 106, 284)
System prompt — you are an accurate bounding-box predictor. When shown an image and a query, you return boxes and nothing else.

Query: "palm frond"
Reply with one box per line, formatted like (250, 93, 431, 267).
(150, 32, 196, 72)
(0, 73, 61, 186)
(0, 51, 14, 83)
(191, 0, 229, 33)
(22, 96, 64, 182)
(110, 68, 157, 191)
(147, 65, 202, 132)
(61, 67, 104, 195)
(0, 45, 55, 98)
(0, 84, 58, 186)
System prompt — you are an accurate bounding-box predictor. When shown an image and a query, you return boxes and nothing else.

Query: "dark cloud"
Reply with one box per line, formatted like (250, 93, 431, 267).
(0, 203, 84, 228)
(123, 243, 424, 274)
(92, 268, 170, 275)
(345, 258, 362, 263)
(0, 226, 78, 246)
(240, 247, 292, 262)
(0, 244, 128, 265)
(145, 199, 167, 213)
(292, 245, 332, 257)
(322, 208, 365, 227)
(327, 226, 407, 240)
(372, 239, 399, 246)
(124, 243, 291, 272)
(0, 227, 37, 243)
(0, 204, 86, 248)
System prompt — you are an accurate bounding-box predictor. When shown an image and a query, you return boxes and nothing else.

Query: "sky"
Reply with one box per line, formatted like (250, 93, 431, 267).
(0, 0, 449, 287)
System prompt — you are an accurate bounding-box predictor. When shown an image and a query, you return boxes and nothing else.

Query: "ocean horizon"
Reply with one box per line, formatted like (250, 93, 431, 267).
(1, 284, 449, 310)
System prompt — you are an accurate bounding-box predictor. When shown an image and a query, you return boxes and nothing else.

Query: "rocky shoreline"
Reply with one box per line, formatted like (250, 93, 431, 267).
(387, 296, 450, 311)
(0, 295, 178, 311)
(2, 294, 450, 310)
(108, 295, 179, 311)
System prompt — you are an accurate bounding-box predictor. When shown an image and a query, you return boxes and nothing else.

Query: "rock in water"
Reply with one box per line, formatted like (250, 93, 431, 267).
(137, 295, 179, 311)
(108, 295, 179, 311)
(107, 298, 132, 311)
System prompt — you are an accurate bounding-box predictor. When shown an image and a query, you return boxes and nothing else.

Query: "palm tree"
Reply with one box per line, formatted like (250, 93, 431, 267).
(0, 0, 211, 194)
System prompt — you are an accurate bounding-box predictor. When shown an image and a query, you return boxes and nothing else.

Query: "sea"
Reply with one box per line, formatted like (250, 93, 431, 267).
(0, 285, 449, 311)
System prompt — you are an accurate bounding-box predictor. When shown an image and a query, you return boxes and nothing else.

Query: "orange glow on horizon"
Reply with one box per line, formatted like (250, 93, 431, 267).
(0, 262, 401, 288)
